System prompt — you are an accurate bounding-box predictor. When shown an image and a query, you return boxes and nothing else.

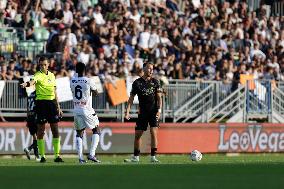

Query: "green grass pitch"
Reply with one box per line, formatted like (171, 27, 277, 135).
(0, 154, 284, 189)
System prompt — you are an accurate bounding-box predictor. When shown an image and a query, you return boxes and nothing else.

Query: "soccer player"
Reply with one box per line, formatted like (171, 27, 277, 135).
(20, 57, 63, 163)
(23, 91, 40, 161)
(70, 62, 101, 163)
(124, 62, 163, 163)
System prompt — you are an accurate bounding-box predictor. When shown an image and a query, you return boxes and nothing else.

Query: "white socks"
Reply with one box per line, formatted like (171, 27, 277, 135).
(90, 134, 100, 157)
(76, 134, 100, 159)
(76, 136, 83, 160)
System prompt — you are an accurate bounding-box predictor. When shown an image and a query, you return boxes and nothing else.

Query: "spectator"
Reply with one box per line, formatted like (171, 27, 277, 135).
(77, 0, 91, 15)
(93, 5, 105, 25)
(0, 0, 283, 86)
(49, 1, 64, 22)
(138, 25, 151, 51)
(63, 2, 73, 26)
(103, 37, 118, 58)
(66, 26, 77, 53)
(41, 0, 57, 16)
(77, 44, 92, 65)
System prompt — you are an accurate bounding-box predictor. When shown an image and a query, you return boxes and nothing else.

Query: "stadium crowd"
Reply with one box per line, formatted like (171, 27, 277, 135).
(0, 0, 283, 85)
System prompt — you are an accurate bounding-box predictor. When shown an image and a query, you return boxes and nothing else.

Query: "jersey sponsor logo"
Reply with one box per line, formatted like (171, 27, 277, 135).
(72, 79, 87, 83)
(74, 101, 87, 106)
(136, 79, 156, 96)
(141, 87, 155, 95)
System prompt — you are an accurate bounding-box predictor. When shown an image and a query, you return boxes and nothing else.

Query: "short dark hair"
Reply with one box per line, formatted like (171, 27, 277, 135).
(38, 56, 47, 61)
(38, 56, 47, 63)
(143, 62, 154, 68)
(76, 62, 86, 74)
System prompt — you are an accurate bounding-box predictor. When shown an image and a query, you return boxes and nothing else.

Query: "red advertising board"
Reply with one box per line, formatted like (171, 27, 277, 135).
(0, 122, 284, 154)
(158, 123, 284, 153)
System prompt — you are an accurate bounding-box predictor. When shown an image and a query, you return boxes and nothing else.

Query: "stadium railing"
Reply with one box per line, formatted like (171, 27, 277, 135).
(0, 80, 231, 122)
(1, 79, 283, 123)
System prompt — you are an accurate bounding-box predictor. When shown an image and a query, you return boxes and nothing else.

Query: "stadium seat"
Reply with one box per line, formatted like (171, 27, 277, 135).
(34, 27, 50, 42)
(41, 29, 50, 41)
(34, 29, 42, 42)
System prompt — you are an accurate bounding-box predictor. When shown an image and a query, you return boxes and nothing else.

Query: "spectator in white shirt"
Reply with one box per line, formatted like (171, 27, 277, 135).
(250, 43, 266, 60)
(120, 0, 130, 7)
(268, 56, 280, 71)
(77, 40, 93, 65)
(138, 26, 151, 51)
(0, 0, 7, 10)
(130, 50, 143, 68)
(179, 34, 192, 52)
(66, 27, 78, 53)
(155, 44, 168, 59)
(148, 27, 160, 50)
(129, 7, 141, 23)
(160, 30, 172, 47)
(63, 2, 73, 26)
(41, 0, 57, 15)
(103, 37, 118, 58)
(78, 48, 91, 65)
(77, 0, 91, 15)
(93, 5, 105, 25)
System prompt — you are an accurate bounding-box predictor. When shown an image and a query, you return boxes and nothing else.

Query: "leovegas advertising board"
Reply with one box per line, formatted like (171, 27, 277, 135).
(158, 123, 284, 153)
(0, 122, 284, 154)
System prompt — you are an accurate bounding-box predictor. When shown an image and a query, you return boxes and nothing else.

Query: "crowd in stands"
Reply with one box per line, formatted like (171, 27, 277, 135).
(0, 0, 283, 86)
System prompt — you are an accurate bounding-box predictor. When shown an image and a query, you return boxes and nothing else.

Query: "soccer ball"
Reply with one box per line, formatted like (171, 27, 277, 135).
(190, 150, 202, 161)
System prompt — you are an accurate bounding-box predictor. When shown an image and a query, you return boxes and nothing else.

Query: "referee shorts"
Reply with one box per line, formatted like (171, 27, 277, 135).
(35, 100, 60, 124)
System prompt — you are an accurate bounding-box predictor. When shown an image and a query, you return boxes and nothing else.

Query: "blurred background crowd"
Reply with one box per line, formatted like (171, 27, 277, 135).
(0, 0, 283, 86)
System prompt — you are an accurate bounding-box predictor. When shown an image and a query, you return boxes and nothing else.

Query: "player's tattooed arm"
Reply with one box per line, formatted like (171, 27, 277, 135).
(125, 94, 135, 120)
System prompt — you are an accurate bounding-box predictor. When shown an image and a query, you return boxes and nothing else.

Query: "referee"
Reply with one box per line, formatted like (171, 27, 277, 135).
(21, 57, 63, 163)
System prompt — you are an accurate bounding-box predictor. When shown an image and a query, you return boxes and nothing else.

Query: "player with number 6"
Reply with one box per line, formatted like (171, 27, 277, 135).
(70, 62, 101, 163)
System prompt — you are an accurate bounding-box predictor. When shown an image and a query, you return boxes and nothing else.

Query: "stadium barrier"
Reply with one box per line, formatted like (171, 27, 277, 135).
(1, 79, 283, 122)
(1, 122, 284, 155)
(0, 79, 231, 122)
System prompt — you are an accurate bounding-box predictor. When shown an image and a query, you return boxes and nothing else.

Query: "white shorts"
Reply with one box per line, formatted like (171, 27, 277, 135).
(74, 114, 99, 130)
